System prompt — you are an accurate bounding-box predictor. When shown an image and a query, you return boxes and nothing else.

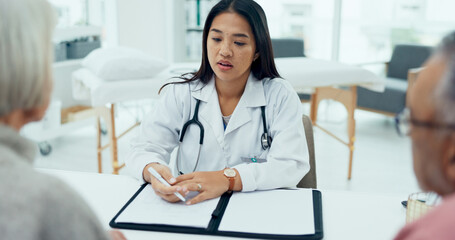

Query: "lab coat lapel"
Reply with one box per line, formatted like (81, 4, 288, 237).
(224, 74, 266, 135)
(192, 78, 225, 145)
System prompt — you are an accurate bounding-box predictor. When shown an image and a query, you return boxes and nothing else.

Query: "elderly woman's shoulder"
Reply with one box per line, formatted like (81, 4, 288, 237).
(1, 163, 89, 211)
(0, 166, 109, 239)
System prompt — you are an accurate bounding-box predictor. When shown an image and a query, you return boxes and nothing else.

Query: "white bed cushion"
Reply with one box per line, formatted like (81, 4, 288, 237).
(71, 62, 200, 106)
(82, 47, 169, 81)
(274, 57, 384, 92)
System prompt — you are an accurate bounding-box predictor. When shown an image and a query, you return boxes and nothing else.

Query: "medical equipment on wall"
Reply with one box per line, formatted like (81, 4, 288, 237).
(175, 99, 272, 175)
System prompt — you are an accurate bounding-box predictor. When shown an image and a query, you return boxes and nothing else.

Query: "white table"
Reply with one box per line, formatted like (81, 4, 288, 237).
(41, 169, 405, 240)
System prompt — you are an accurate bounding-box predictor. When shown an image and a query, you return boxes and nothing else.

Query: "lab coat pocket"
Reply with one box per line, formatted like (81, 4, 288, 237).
(240, 151, 268, 164)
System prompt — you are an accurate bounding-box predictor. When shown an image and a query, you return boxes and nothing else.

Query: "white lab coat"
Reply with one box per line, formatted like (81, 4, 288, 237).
(126, 73, 309, 191)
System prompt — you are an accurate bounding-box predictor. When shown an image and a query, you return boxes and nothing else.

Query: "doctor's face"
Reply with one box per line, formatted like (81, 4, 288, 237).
(207, 12, 258, 85)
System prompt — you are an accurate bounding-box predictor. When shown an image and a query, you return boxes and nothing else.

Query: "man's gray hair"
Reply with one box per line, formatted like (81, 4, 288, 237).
(435, 31, 455, 126)
(0, 0, 56, 117)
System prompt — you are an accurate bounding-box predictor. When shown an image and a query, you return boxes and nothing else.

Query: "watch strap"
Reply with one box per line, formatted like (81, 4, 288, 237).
(224, 168, 236, 192)
(228, 176, 235, 191)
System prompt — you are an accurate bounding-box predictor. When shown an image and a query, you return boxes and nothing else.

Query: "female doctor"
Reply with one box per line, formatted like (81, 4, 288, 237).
(126, 0, 309, 205)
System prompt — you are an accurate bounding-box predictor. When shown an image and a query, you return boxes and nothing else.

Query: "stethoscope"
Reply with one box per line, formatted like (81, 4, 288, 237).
(176, 99, 272, 175)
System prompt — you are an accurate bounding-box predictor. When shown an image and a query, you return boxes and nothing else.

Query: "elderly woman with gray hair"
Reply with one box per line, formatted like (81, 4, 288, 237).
(394, 31, 455, 239)
(0, 0, 125, 239)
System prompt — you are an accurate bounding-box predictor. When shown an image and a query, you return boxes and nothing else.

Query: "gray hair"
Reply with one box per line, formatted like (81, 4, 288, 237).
(434, 31, 455, 127)
(0, 0, 56, 117)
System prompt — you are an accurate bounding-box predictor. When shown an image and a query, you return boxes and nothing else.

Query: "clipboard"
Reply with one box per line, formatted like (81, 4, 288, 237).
(110, 184, 323, 240)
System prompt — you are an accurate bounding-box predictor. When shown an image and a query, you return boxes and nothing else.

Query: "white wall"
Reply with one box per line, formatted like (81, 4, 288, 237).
(115, 0, 170, 61)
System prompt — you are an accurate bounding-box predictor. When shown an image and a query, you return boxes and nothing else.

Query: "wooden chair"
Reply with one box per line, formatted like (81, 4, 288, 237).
(297, 115, 317, 189)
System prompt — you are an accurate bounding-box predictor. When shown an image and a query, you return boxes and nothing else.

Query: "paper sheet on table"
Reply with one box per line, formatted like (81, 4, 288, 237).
(218, 189, 315, 235)
(115, 185, 220, 228)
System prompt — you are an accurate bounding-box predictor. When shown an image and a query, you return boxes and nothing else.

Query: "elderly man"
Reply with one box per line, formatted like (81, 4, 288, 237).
(0, 0, 125, 239)
(394, 32, 455, 239)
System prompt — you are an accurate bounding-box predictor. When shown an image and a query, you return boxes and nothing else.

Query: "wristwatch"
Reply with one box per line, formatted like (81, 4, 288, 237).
(223, 168, 236, 192)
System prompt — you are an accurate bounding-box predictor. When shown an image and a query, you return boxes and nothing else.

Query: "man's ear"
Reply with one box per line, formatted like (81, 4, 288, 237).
(22, 105, 48, 123)
(444, 134, 455, 188)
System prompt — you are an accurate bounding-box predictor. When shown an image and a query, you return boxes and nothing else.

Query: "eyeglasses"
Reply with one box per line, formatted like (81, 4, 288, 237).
(395, 108, 455, 136)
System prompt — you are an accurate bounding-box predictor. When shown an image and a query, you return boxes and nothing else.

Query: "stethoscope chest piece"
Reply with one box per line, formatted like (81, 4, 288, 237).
(261, 132, 272, 150)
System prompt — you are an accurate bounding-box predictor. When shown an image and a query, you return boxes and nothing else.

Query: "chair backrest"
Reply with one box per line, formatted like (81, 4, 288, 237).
(297, 115, 317, 189)
(387, 44, 433, 80)
(271, 38, 305, 58)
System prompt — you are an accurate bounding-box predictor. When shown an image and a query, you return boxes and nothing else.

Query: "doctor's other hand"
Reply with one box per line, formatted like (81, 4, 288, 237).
(108, 230, 127, 240)
(143, 163, 186, 203)
(175, 170, 240, 205)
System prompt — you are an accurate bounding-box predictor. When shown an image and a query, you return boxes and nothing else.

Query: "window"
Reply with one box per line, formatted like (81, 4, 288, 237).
(49, 0, 107, 61)
(49, 0, 88, 28)
(256, 0, 455, 64)
(338, 0, 455, 64)
(256, 0, 335, 60)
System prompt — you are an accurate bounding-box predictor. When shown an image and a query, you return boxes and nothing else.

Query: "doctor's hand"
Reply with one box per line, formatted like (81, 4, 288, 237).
(108, 230, 127, 240)
(143, 163, 188, 203)
(174, 170, 240, 205)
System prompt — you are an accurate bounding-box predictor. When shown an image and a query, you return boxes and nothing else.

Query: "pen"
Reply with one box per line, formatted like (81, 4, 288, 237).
(148, 167, 186, 202)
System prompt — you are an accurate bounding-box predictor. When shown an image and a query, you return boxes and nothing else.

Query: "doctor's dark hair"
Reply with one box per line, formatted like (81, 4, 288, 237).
(160, 0, 280, 93)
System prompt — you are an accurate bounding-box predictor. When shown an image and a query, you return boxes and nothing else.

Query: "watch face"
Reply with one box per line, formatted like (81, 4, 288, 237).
(224, 168, 236, 177)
